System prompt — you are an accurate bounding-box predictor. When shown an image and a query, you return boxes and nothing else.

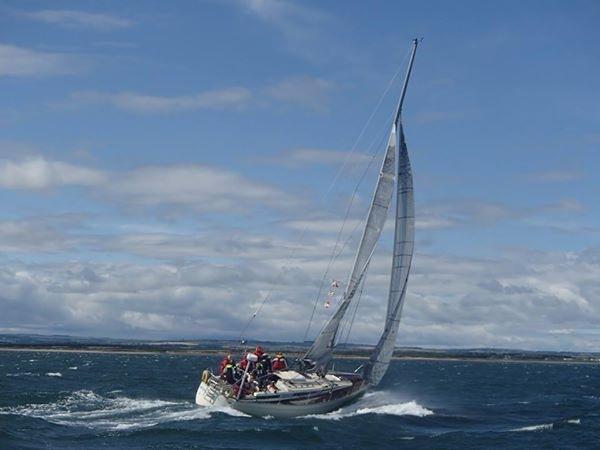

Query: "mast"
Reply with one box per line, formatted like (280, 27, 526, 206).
(394, 38, 419, 127)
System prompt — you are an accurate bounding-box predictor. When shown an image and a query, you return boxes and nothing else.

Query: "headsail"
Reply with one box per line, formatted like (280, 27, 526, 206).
(303, 127, 397, 371)
(364, 124, 414, 385)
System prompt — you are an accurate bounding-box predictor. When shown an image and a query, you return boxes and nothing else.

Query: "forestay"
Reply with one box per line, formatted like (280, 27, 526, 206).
(303, 126, 398, 371)
(365, 123, 414, 386)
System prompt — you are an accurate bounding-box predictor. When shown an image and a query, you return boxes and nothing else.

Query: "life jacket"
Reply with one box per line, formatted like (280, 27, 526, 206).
(272, 356, 287, 371)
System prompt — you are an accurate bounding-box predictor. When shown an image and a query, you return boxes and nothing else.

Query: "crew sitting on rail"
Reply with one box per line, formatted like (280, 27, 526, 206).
(271, 352, 288, 371)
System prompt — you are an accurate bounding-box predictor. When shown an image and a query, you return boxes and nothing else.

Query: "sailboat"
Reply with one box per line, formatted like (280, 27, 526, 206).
(195, 39, 419, 418)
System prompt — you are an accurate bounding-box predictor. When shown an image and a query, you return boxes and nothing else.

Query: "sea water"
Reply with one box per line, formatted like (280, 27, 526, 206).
(1, 351, 599, 448)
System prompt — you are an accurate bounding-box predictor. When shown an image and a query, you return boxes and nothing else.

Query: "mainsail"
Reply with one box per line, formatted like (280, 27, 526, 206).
(303, 127, 397, 371)
(364, 123, 414, 385)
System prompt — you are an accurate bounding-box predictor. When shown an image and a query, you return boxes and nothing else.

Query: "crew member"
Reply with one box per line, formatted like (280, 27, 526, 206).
(271, 352, 288, 371)
(220, 361, 237, 384)
(254, 345, 264, 359)
(255, 353, 272, 389)
(218, 354, 234, 375)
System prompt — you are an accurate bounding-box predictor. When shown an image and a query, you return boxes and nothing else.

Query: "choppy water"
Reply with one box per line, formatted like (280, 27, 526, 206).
(1, 351, 599, 448)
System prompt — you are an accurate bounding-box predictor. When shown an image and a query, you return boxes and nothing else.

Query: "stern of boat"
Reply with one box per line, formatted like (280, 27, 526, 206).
(195, 370, 229, 407)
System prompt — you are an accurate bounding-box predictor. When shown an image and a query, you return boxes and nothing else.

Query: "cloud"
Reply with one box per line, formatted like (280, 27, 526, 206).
(527, 169, 584, 183)
(237, 0, 327, 56)
(267, 148, 371, 167)
(68, 76, 334, 114)
(70, 88, 252, 113)
(0, 44, 81, 76)
(0, 215, 88, 253)
(419, 198, 584, 230)
(104, 165, 299, 213)
(0, 155, 299, 214)
(264, 76, 336, 110)
(21, 9, 134, 30)
(2, 243, 600, 350)
(0, 157, 106, 189)
(284, 218, 363, 234)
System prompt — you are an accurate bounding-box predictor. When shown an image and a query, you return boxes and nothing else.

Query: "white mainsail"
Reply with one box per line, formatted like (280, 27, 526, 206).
(303, 127, 397, 371)
(365, 123, 414, 385)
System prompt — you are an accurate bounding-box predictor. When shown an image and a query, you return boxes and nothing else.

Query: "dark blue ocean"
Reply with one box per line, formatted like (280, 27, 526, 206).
(1, 351, 599, 449)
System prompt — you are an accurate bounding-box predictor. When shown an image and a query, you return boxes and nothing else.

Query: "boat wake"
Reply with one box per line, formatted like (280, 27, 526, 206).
(0, 390, 245, 431)
(304, 390, 433, 420)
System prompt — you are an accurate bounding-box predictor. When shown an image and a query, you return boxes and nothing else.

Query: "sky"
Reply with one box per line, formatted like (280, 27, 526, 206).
(0, 0, 599, 351)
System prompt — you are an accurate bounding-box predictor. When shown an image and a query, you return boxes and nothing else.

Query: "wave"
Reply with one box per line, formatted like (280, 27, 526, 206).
(511, 423, 553, 432)
(304, 391, 433, 421)
(0, 390, 244, 431)
(510, 418, 581, 432)
(45, 372, 62, 377)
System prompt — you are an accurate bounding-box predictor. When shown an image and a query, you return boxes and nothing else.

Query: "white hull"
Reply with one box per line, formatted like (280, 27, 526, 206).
(195, 370, 367, 418)
(195, 381, 229, 407)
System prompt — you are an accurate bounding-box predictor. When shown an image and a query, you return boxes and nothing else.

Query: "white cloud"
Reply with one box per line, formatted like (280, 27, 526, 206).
(1, 245, 600, 351)
(0, 44, 80, 76)
(236, 0, 333, 62)
(69, 75, 335, 114)
(0, 155, 299, 214)
(0, 157, 106, 189)
(268, 148, 371, 167)
(22, 9, 134, 30)
(105, 165, 299, 213)
(71, 88, 252, 113)
(265, 76, 336, 110)
(0, 215, 87, 253)
(284, 218, 363, 234)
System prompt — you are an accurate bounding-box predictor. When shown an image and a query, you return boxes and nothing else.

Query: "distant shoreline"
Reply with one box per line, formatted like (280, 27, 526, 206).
(1, 345, 598, 365)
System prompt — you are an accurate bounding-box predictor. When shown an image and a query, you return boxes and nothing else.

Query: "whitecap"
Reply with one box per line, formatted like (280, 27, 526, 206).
(68, 367, 78, 370)
(568, 418, 581, 425)
(0, 390, 244, 432)
(303, 391, 433, 421)
(511, 423, 553, 432)
(45, 372, 62, 377)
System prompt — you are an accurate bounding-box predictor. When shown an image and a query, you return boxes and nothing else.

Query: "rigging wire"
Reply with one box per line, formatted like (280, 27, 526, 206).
(341, 261, 369, 346)
(238, 43, 414, 344)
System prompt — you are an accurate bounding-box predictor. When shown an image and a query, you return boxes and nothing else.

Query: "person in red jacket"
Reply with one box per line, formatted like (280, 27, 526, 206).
(218, 354, 234, 375)
(254, 345, 264, 359)
(271, 352, 288, 371)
